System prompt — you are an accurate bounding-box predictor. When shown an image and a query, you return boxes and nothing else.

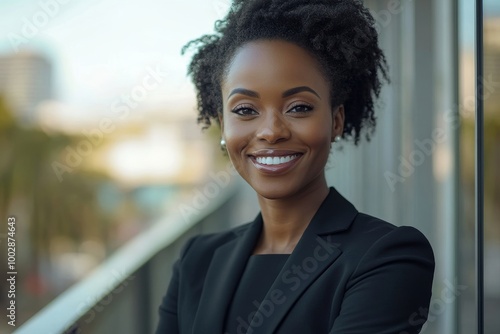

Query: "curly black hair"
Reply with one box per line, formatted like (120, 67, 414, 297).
(181, 0, 389, 145)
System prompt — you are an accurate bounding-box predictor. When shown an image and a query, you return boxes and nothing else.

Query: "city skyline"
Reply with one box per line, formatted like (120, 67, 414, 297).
(0, 0, 230, 122)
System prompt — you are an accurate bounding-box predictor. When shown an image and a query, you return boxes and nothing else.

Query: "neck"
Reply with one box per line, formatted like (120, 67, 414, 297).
(253, 178, 330, 254)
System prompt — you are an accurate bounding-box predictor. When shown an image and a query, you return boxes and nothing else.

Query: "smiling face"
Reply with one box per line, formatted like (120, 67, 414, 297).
(221, 39, 344, 200)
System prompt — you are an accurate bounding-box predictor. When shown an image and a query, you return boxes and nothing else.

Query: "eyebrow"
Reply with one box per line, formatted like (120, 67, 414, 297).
(227, 86, 321, 100)
(228, 88, 259, 99)
(283, 86, 321, 99)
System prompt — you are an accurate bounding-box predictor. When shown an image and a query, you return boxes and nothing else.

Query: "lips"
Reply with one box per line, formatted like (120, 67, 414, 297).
(248, 149, 303, 174)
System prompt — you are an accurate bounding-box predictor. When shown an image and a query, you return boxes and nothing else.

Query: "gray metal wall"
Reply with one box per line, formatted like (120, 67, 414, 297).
(327, 1, 460, 333)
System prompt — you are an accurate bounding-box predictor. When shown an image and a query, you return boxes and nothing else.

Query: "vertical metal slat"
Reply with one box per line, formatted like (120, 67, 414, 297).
(475, 0, 484, 333)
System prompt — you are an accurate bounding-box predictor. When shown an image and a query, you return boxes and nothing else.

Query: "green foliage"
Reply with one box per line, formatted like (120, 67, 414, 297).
(0, 96, 113, 257)
(0, 95, 15, 132)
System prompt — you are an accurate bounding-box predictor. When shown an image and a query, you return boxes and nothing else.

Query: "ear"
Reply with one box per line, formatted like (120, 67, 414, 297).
(331, 104, 345, 142)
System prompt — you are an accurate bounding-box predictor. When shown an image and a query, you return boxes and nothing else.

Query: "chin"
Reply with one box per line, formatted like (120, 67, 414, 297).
(249, 180, 301, 200)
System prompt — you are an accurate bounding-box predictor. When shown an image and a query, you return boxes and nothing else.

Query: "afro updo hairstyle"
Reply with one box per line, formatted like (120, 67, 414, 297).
(181, 0, 389, 145)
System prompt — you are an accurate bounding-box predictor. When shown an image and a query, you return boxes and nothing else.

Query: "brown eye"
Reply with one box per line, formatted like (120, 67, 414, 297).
(231, 104, 258, 116)
(288, 103, 313, 114)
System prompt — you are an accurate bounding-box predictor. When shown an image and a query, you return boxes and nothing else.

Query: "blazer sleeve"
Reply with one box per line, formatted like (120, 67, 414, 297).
(155, 235, 198, 334)
(329, 226, 435, 334)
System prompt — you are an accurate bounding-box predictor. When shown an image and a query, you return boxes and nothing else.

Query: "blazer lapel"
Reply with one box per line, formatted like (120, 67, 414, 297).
(249, 187, 358, 333)
(192, 214, 263, 334)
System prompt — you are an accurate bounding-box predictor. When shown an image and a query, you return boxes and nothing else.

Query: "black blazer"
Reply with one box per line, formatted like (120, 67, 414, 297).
(156, 187, 435, 334)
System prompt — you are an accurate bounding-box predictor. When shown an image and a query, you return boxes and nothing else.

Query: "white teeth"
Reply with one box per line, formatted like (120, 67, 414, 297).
(255, 155, 300, 165)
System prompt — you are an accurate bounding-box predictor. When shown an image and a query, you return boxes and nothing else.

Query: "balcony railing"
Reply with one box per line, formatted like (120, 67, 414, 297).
(14, 182, 240, 334)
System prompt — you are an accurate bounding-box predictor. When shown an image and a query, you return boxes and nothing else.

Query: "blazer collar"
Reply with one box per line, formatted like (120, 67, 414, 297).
(192, 187, 358, 334)
(304, 186, 358, 235)
(248, 187, 358, 333)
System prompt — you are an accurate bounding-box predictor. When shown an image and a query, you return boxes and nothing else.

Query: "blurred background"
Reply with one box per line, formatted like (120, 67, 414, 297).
(0, 0, 498, 333)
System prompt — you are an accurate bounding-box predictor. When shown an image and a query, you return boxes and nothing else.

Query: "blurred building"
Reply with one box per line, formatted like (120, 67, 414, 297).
(484, 18, 500, 110)
(7, 0, 500, 333)
(460, 18, 500, 116)
(0, 51, 52, 125)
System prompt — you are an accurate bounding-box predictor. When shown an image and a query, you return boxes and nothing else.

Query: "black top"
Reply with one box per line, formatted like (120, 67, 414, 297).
(223, 254, 289, 334)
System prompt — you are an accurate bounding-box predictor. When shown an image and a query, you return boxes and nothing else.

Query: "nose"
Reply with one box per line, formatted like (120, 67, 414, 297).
(255, 111, 291, 144)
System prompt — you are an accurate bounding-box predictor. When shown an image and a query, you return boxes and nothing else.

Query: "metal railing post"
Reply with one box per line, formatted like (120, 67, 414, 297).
(474, 0, 484, 333)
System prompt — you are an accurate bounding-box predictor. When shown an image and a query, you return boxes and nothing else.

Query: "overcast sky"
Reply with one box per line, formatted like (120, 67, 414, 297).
(0, 0, 498, 121)
(0, 0, 230, 116)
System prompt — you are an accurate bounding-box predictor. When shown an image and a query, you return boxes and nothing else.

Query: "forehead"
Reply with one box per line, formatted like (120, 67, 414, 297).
(222, 39, 328, 91)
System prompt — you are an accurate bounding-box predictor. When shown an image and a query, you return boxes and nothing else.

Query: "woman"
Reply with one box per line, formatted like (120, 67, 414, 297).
(156, 0, 435, 333)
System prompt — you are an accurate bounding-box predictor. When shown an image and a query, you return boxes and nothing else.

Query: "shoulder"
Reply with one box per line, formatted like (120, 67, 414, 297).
(326, 213, 435, 333)
(173, 222, 253, 278)
(322, 187, 432, 253)
(350, 212, 433, 249)
(177, 222, 252, 260)
(344, 212, 435, 274)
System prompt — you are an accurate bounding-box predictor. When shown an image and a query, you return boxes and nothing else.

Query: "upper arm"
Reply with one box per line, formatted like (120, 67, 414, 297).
(329, 226, 435, 334)
(155, 235, 199, 334)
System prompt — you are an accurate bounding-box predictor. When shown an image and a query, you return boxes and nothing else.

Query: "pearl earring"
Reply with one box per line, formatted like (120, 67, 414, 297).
(334, 135, 341, 142)
(220, 139, 226, 150)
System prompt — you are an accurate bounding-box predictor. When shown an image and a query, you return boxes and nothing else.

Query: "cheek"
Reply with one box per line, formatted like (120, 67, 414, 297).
(294, 118, 332, 151)
(308, 134, 332, 165)
(223, 117, 253, 158)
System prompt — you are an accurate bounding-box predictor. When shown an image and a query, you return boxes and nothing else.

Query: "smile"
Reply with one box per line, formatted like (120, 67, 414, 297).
(255, 154, 301, 165)
(249, 152, 303, 175)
